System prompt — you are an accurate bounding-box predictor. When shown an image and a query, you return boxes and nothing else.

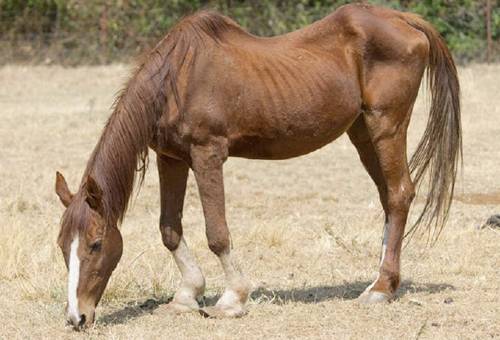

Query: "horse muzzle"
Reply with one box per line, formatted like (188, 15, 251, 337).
(66, 308, 95, 331)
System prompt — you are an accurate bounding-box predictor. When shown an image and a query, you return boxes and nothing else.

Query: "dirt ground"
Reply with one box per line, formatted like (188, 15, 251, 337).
(0, 64, 498, 339)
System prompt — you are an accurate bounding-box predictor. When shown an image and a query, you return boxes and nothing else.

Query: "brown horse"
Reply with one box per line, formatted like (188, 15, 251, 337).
(55, 4, 461, 329)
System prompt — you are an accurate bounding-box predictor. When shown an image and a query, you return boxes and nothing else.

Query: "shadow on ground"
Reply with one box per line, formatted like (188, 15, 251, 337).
(98, 297, 171, 326)
(97, 280, 454, 326)
(248, 280, 455, 305)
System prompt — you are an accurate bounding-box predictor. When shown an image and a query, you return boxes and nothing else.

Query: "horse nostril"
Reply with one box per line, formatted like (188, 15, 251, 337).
(78, 314, 86, 327)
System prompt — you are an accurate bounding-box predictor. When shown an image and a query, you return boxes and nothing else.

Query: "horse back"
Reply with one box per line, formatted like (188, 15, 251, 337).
(156, 6, 429, 160)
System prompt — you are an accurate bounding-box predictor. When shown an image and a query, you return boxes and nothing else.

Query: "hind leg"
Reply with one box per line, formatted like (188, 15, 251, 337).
(349, 103, 416, 303)
(351, 53, 425, 302)
(157, 154, 205, 313)
(348, 116, 392, 302)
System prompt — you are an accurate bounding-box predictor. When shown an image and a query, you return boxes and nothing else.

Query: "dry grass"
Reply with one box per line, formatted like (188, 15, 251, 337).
(0, 64, 499, 339)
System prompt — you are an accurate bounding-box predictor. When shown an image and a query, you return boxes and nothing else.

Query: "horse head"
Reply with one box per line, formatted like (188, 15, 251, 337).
(55, 172, 123, 330)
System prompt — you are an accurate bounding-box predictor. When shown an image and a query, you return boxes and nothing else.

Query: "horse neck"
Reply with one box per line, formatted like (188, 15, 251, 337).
(80, 25, 196, 224)
(83, 98, 157, 225)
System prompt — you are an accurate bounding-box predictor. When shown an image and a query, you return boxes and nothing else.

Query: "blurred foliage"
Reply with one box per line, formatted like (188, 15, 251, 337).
(0, 0, 498, 64)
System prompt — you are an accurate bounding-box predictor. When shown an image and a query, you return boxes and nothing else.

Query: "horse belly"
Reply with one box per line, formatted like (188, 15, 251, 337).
(228, 97, 361, 160)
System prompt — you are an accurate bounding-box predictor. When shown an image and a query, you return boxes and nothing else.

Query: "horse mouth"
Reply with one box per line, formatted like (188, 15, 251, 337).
(67, 312, 93, 331)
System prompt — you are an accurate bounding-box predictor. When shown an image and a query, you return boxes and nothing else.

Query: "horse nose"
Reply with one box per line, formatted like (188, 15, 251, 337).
(67, 314, 86, 330)
(78, 314, 86, 327)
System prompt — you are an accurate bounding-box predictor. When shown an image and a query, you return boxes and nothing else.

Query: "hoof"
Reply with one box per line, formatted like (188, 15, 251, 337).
(157, 300, 199, 315)
(358, 290, 392, 304)
(199, 305, 248, 319)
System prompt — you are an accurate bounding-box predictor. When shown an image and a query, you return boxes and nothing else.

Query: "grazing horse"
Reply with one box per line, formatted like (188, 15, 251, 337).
(55, 4, 461, 329)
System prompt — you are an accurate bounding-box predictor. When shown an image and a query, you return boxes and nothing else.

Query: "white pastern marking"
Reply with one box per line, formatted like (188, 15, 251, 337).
(380, 223, 389, 266)
(217, 289, 241, 307)
(364, 223, 389, 293)
(68, 236, 81, 323)
(217, 252, 249, 306)
(172, 238, 205, 298)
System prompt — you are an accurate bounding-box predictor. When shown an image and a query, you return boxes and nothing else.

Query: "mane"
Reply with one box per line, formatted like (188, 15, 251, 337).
(81, 10, 237, 225)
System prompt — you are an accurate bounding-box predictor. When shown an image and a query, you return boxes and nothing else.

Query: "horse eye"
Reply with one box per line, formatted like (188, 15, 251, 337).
(90, 240, 102, 253)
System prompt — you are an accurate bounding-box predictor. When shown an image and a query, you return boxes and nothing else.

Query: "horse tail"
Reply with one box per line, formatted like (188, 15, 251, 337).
(402, 13, 462, 242)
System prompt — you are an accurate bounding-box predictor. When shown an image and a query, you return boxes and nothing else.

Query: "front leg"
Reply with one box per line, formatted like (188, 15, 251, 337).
(157, 154, 205, 313)
(190, 141, 251, 318)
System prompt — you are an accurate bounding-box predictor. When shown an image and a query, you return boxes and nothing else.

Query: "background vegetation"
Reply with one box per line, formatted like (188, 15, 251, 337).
(0, 0, 498, 64)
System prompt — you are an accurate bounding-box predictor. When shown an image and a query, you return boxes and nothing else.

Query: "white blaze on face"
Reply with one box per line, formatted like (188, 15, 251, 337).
(67, 235, 81, 323)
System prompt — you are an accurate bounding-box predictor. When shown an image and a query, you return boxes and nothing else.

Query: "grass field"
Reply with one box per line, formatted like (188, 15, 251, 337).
(0, 64, 499, 339)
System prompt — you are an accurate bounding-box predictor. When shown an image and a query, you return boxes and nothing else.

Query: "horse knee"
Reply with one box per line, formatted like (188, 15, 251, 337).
(206, 224, 230, 255)
(160, 215, 183, 251)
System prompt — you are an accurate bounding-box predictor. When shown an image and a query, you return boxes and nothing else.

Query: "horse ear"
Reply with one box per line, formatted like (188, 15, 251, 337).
(85, 175, 103, 212)
(55, 171, 73, 207)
